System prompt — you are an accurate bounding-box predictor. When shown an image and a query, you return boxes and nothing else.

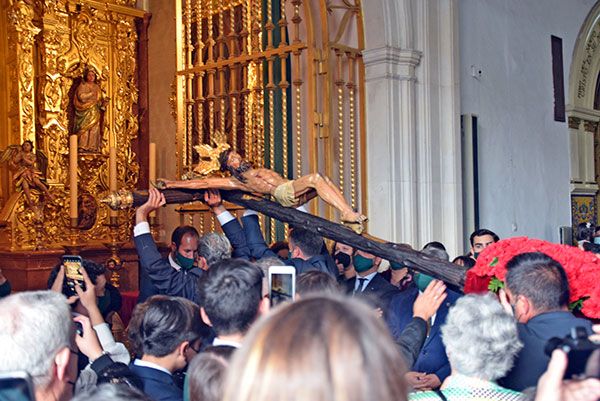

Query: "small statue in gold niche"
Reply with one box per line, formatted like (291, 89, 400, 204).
(73, 68, 108, 152)
(77, 192, 98, 230)
(0, 140, 53, 206)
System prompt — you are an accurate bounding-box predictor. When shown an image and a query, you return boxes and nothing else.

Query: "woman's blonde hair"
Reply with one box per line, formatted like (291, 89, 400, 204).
(222, 295, 408, 401)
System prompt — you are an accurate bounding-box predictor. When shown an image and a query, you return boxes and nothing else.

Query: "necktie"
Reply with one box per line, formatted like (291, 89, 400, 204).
(356, 278, 368, 293)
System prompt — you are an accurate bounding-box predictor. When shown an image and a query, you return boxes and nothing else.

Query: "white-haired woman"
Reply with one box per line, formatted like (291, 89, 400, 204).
(409, 294, 525, 400)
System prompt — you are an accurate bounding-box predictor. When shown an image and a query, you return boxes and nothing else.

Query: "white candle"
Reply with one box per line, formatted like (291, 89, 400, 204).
(149, 142, 156, 183)
(149, 142, 157, 219)
(109, 146, 117, 191)
(139, 0, 149, 11)
(69, 135, 78, 225)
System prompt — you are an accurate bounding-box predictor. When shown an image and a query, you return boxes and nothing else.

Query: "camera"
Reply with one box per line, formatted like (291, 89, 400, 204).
(545, 326, 600, 379)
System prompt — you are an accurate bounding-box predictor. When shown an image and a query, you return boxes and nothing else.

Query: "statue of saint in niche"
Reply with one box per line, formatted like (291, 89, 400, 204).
(72, 68, 108, 152)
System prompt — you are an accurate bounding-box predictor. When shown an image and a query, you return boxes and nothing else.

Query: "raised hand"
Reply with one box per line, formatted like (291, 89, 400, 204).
(535, 350, 600, 401)
(136, 187, 166, 223)
(74, 268, 104, 326)
(204, 189, 226, 215)
(498, 288, 513, 316)
(73, 315, 104, 361)
(413, 279, 447, 321)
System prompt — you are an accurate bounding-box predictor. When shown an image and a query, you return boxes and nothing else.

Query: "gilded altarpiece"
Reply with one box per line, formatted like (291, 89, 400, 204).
(0, 0, 144, 251)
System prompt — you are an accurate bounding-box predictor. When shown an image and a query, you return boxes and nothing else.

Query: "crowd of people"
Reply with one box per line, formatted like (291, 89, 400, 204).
(1, 187, 600, 401)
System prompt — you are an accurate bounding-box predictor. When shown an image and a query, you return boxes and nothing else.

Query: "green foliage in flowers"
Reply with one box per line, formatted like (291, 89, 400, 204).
(488, 276, 504, 293)
(568, 296, 590, 312)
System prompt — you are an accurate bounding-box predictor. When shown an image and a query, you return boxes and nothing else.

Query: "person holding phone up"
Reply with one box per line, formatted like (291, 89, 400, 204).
(49, 264, 134, 393)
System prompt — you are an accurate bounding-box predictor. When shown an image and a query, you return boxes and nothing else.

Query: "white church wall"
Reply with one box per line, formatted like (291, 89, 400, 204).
(362, 0, 463, 257)
(459, 0, 595, 244)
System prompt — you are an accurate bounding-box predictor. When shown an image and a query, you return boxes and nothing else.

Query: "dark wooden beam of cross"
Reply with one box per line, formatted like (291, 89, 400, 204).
(104, 189, 468, 292)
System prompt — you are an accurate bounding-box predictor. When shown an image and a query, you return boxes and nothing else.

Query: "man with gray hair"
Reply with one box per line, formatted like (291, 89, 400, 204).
(197, 232, 232, 270)
(0, 291, 76, 401)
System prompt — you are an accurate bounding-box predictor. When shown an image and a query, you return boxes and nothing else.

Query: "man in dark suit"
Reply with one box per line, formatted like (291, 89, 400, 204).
(387, 281, 461, 390)
(345, 250, 400, 313)
(129, 296, 203, 401)
(134, 188, 203, 304)
(130, 364, 183, 401)
(205, 189, 337, 276)
(499, 252, 593, 391)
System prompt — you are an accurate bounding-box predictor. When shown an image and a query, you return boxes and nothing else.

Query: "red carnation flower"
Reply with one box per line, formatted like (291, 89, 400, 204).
(464, 237, 600, 319)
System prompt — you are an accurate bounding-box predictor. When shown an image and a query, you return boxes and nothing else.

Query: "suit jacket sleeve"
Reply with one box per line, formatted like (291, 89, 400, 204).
(241, 214, 278, 260)
(386, 287, 418, 341)
(221, 218, 251, 260)
(134, 233, 180, 294)
(397, 317, 427, 367)
(433, 361, 451, 382)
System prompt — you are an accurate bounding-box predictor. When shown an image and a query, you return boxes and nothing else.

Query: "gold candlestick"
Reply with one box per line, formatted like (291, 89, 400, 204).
(109, 146, 118, 218)
(103, 216, 126, 287)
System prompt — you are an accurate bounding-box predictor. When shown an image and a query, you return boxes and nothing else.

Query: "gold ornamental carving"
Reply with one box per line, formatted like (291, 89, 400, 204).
(0, 0, 144, 251)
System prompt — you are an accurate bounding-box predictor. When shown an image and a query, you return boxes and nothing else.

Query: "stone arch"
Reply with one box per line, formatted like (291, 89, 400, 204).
(569, 1, 600, 109)
(567, 1, 600, 230)
(361, 0, 414, 50)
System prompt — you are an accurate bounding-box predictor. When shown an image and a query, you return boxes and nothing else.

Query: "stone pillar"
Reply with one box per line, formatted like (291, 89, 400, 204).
(363, 46, 421, 245)
(568, 112, 599, 231)
(362, 0, 462, 255)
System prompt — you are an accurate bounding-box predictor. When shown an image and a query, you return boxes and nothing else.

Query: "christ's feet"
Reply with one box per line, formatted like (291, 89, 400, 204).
(341, 211, 368, 234)
(341, 211, 368, 224)
(342, 221, 365, 235)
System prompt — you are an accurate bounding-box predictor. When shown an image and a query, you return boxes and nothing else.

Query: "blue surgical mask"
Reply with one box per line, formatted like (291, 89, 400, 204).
(594, 237, 600, 245)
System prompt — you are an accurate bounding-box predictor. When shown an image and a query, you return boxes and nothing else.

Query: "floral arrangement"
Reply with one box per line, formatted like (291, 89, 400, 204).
(464, 236, 600, 319)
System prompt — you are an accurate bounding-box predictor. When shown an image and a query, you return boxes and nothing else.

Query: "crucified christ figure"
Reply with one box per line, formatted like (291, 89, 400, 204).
(156, 149, 367, 231)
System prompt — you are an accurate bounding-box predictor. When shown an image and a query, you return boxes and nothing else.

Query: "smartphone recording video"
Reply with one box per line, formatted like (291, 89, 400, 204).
(62, 255, 85, 297)
(268, 266, 296, 307)
(0, 372, 35, 401)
